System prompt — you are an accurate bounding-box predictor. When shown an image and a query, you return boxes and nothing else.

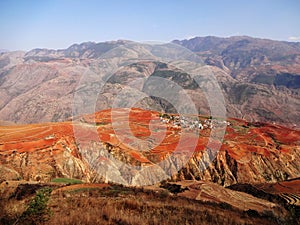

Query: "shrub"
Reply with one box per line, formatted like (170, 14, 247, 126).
(19, 187, 52, 224)
(159, 182, 187, 194)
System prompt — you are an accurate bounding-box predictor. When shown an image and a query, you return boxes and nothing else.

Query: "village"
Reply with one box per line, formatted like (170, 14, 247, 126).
(158, 113, 230, 131)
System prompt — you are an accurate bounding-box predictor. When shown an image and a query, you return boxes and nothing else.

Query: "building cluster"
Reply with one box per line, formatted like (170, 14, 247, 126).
(159, 113, 230, 131)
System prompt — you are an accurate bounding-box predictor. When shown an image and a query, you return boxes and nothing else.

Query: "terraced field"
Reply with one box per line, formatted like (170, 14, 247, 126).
(0, 108, 299, 185)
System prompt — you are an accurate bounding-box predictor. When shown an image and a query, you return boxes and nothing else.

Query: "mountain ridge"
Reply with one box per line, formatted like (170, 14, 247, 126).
(0, 36, 299, 128)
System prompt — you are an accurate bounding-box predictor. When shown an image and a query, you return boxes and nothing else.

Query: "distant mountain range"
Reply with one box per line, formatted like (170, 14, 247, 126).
(0, 36, 299, 128)
(173, 36, 300, 86)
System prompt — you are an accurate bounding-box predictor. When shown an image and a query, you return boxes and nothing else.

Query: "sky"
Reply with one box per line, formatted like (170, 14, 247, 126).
(0, 0, 300, 51)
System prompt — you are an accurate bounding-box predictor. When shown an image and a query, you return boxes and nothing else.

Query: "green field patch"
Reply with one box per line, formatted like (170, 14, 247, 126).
(51, 177, 83, 185)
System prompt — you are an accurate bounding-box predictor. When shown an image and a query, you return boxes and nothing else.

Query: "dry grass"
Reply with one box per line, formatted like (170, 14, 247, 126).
(0, 183, 286, 225)
(45, 186, 277, 225)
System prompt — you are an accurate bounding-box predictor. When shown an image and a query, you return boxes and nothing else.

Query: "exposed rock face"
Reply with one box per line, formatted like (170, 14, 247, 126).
(0, 36, 299, 128)
(0, 122, 90, 182)
(0, 108, 299, 186)
(178, 148, 300, 186)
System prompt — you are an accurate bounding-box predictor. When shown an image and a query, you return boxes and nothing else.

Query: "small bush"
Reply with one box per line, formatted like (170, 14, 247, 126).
(158, 189, 170, 199)
(160, 182, 187, 194)
(246, 209, 260, 217)
(219, 202, 233, 210)
(19, 187, 52, 225)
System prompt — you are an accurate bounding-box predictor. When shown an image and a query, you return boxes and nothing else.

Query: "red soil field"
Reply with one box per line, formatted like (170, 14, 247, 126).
(0, 107, 299, 167)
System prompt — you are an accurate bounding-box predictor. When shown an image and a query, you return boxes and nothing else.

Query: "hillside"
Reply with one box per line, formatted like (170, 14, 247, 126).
(0, 37, 299, 128)
(0, 107, 299, 224)
(2, 180, 295, 225)
(0, 108, 299, 186)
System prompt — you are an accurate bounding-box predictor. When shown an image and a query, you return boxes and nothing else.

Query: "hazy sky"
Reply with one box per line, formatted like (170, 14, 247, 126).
(1, 0, 300, 51)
